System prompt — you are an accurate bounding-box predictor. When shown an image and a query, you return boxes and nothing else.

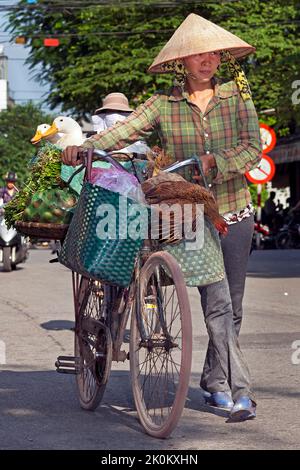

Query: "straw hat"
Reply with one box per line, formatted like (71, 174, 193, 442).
(148, 13, 255, 73)
(95, 92, 133, 114)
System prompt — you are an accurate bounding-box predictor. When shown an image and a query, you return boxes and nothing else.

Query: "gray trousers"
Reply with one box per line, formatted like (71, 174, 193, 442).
(222, 215, 254, 335)
(198, 215, 255, 402)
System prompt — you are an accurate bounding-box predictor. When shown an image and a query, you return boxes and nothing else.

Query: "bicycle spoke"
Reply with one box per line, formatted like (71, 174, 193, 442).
(74, 278, 112, 410)
(130, 252, 192, 438)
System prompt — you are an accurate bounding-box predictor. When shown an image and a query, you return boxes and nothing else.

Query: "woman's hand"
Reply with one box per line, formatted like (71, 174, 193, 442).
(192, 154, 216, 182)
(62, 146, 87, 166)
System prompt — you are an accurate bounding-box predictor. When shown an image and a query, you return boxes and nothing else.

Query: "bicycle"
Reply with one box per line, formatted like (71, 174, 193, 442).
(55, 149, 206, 438)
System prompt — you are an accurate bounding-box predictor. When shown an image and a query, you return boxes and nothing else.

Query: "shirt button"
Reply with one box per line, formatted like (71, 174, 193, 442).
(203, 117, 207, 121)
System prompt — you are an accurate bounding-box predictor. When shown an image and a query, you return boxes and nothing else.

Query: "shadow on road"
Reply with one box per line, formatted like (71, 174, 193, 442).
(0, 368, 285, 449)
(247, 250, 300, 278)
(40, 320, 75, 331)
(0, 368, 144, 449)
(0, 266, 25, 274)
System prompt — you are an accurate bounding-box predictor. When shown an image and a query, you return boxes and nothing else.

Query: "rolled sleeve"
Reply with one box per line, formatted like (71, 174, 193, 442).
(82, 95, 161, 151)
(212, 96, 262, 184)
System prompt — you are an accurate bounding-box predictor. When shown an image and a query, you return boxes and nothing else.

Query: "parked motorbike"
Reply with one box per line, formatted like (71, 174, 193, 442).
(276, 220, 300, 249)
(251, 222, 275, 251)
(0, 205, 29, 271)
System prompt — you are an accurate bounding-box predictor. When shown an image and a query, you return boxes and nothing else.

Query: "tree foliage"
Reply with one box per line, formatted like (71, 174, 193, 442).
(249, 182, 268, 208)
(0, 103, 54, 186)
(6, 0, 300, 136)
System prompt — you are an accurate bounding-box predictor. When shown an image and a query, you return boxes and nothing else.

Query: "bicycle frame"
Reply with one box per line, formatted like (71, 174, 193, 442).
(58, 148, 194, 437)
(74, 148, 207, 362)
(99, 242, 150, 362)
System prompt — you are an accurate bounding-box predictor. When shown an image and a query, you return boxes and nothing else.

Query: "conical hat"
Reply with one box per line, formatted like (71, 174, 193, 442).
(148, 13, 255, 73)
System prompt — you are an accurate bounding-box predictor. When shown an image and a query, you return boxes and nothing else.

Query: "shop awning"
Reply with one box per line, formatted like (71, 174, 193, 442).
(270, 139, 300, 164)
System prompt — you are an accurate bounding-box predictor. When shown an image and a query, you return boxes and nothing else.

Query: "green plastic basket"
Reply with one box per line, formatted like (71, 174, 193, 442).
(59, 181, 148, 287)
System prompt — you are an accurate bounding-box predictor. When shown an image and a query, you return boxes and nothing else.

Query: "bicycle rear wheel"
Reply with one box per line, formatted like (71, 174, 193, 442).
(73, 274, 112, 410)
(130, 251, 192, 438)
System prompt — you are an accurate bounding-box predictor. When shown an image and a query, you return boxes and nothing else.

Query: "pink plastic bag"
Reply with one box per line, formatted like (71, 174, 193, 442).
(90, 167, 145, 202)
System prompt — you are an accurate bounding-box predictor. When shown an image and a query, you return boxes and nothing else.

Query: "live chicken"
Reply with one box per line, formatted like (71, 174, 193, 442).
(142, 172, 228, 238)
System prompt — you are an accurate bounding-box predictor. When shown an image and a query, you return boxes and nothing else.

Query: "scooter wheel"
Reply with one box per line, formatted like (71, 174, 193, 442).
(3, 247, 12, 272)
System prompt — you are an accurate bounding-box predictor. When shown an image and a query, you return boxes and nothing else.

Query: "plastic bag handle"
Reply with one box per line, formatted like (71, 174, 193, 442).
(84, 148, 94, 182)
(194, 155, 209, 190)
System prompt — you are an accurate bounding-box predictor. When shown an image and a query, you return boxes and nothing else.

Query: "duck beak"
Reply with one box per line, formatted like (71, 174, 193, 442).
(42, 123, 59, 138)
(31, 130, 43, 144)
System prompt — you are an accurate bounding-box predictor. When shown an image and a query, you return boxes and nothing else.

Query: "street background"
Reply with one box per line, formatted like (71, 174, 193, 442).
(0, 248, 299, 450)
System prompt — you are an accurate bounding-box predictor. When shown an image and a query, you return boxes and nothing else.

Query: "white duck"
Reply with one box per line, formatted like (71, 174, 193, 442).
(42, 116, 84, 149)
(31, 123, 63, 145)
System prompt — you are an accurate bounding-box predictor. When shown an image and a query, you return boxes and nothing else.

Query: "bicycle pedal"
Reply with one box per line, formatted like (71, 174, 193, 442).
(55, 355, 80, 375)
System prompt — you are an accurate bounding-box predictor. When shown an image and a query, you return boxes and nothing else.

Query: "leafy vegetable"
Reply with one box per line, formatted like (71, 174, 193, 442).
(4, 142, 70, 228)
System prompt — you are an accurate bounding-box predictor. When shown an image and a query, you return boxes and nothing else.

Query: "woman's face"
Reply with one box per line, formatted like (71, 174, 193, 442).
(183, 51, 221, 82)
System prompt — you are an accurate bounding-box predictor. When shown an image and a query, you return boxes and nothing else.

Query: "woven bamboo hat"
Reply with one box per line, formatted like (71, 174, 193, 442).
(148, 13, 255, 73)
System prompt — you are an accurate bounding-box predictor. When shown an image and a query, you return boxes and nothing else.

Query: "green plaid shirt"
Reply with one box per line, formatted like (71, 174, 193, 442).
(83, 79, 262, 215)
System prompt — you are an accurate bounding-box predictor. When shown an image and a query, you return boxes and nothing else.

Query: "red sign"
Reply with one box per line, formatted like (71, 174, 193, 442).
(260, 123, 277, 154)
(44, 38, 60, 47)
(246, 154, 276, 184)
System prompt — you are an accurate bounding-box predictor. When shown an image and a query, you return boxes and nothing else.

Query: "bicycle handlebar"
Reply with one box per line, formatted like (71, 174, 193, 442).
(77, 148, 209, 189)
(84, 149, 128, 172)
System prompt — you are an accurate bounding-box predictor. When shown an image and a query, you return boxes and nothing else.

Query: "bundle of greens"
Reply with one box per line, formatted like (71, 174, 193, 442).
(4, 142, 76, 228)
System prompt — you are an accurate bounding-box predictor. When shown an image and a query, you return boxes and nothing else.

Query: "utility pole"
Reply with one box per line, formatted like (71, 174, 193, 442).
(0, 45, 8, 111)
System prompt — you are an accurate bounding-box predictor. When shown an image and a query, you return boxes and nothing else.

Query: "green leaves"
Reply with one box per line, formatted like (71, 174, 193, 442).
(6, 0, 300, 135)
(0, 103, 54, 187)
(4, 142, 63, 228)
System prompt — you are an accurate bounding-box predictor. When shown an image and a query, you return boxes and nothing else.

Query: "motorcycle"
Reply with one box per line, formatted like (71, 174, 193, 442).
(251, 222, 275, 251)
(0, 204, 29, 271)
(276, 220, 300, 249)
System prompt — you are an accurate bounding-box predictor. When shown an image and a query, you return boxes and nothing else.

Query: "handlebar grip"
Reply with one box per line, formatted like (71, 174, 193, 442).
(77, 151, 85, 161)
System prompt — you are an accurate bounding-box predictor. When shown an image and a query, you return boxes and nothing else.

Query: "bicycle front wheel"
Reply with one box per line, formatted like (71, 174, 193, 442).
(130, 251, 192, 438)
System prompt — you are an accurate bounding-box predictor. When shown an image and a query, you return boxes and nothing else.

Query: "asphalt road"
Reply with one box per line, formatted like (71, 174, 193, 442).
(0, 248, 299, 450)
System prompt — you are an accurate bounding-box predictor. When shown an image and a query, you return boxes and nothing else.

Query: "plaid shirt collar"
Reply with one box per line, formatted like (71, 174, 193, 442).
(168, 77, 239, 102)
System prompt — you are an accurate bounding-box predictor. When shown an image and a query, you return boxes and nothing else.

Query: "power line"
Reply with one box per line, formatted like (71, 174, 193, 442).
(4, 19, 300, 43)
(7, 27, 300, 46)
(0, 0, 298, 13)
(12, 98, 45, 101)
(0, 0, 243, 10)
(12, 28, 176, 38)
(10, 90, 47, 93)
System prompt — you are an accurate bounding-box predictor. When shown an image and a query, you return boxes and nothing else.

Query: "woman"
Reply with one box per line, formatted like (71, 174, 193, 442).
(62, 13, 262, 421)
(92, 91, 150, 154)
(0, 172, 18, 205)
(92, 92, 134, 133)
